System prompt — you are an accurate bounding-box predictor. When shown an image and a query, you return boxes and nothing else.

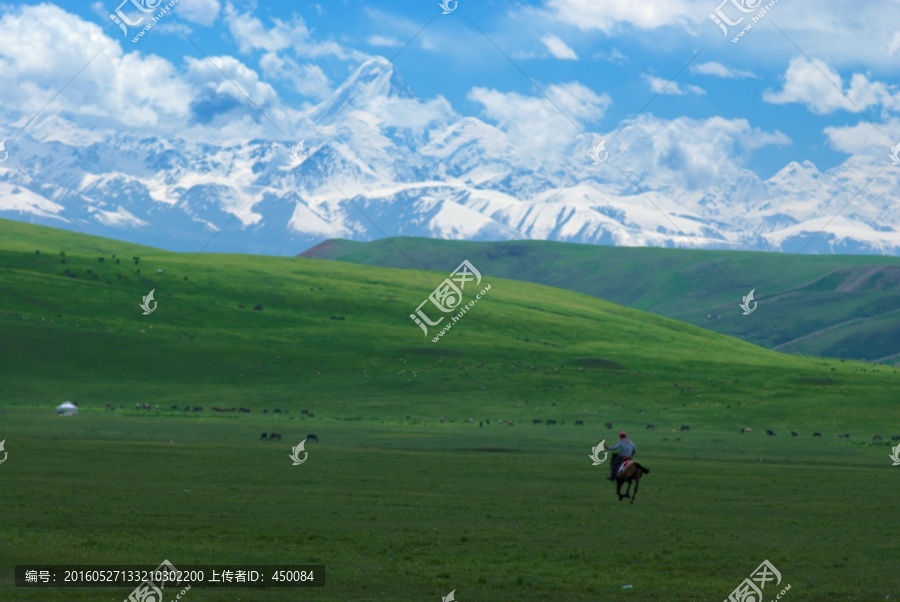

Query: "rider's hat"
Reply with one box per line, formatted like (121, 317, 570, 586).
(619, 431, 627, 438)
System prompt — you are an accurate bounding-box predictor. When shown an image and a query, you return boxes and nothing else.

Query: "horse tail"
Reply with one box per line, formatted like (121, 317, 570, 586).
(638, 463, 649, 474)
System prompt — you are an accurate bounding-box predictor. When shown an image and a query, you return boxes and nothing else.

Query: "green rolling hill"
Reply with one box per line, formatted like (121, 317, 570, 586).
(1, 218, 893, 431)
(300, 237, 900, 365)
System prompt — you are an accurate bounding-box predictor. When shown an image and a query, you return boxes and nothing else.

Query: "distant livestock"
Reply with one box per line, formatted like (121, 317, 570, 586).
(533, 419, 542, 425)
(645, 424, 655, 430)
(680, 425, 690, 432)
(574, 420, 584, 426)
(604, 422, 612, 429)
(873, 435, 883, 441)
(239, 408, 251, 413)
(268, 433, 282, 441)
(260, 433, 268, 440)
(766, 430, 776, 436)
(307, 434, 319, 443)
(813, 432, 821, 437)
(546, 420, 557, 425)
(253, 304, 263, 311)
(791, 431, 798, 437)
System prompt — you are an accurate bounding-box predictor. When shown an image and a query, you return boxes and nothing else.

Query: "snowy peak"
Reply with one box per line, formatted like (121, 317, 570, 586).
(311, 57, 414, 125)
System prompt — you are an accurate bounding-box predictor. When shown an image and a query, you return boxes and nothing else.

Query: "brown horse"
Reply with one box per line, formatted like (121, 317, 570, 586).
(615, 460, 650, 503)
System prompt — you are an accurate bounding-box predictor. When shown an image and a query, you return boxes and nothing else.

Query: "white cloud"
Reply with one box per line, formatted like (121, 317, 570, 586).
(468, 82, 611, 166)
(691, 61, 755, 79)
(0, 4, 299, 140)
(224, 4, 367, 60)
(613, 114, 791, 190)
(176, 0, 221, 27)
(540, 34, 578, 60)
(260, 54, 331, 100)
(763, 57, 900, 115)
(643, 74, 705, 96)
(544, 0, 697, 32)
(367, 35, 402, 47)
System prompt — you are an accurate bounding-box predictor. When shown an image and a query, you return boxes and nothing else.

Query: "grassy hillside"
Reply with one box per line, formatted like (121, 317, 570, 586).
(1, 218, 898, 600)
(300, 237, 900, 364)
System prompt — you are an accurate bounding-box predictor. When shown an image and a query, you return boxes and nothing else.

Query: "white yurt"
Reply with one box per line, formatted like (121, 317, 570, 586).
(56, 401, 78, 416)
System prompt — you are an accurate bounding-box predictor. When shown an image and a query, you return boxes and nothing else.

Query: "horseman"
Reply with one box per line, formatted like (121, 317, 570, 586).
(606, 431, 636, 481)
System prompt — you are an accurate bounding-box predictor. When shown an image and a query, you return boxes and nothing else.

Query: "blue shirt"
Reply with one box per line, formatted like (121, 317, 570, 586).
(607, 439, 635, 457)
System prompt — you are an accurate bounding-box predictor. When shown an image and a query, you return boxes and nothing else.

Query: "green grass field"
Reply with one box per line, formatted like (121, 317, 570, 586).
(1, 219, 898, 600)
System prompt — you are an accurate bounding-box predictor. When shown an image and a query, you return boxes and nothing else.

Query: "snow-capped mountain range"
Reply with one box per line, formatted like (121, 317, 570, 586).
(1, 57, 899, 256)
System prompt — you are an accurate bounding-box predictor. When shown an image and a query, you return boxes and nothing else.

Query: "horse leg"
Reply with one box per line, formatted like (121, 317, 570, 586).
(630, 476, 640, 504)
(616, 480, 625, 501)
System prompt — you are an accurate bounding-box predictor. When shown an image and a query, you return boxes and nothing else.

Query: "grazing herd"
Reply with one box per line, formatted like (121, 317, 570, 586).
(106, 404, 897, 444)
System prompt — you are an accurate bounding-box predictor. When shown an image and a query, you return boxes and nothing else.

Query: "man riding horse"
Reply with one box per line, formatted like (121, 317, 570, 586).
(606, 431, 635, 481)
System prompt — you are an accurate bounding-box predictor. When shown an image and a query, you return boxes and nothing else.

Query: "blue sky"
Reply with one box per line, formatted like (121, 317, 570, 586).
(3, 0, 900, 183)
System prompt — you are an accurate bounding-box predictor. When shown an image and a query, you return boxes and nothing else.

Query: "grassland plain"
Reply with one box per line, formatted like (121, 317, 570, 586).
(300, 236, 900, 364)
(0, 219, 897, 600)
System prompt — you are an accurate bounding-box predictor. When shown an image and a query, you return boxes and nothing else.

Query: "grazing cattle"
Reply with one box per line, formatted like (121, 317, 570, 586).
(253, 304, 263, 311)
(263, 408, 268, 413)
(239, 408, 250, 413)
(155, 404, 159, 410)
(741, 427, 752, 434)
(813, 432, 821, 437)
(791, 431, 798, 437)
(301, 410, 309, 415)
(680, 425, 690, 431)
(574, 420, 584, 426)
(170, 404, 178, 410)
(479, 421, 483, 427)
(766, 430, 776, 436)
(507, 421, 514, 426)
(307, 434, 319, 443)
(193, 406, 202, 412)
(274, 409, 281, 414)
(308, 413, 314, 418)
(844, 433, 850, 439)
(645, 424, 655, 430)
(238, 304, 245, 308)
(546, 419, 557, 425)
(143, 403, 150, 410)
(604, 421, 612, 429)
(184, 406, 190, 411)
(440, 417, 445, 423)
(533, 419, 542, 425)
(106, 403, 112, 410)
(269, 433, 282, 441)
(260, 433, 268, 440)
(892, 436, 900, 441)
(873, 435, 883, 441)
